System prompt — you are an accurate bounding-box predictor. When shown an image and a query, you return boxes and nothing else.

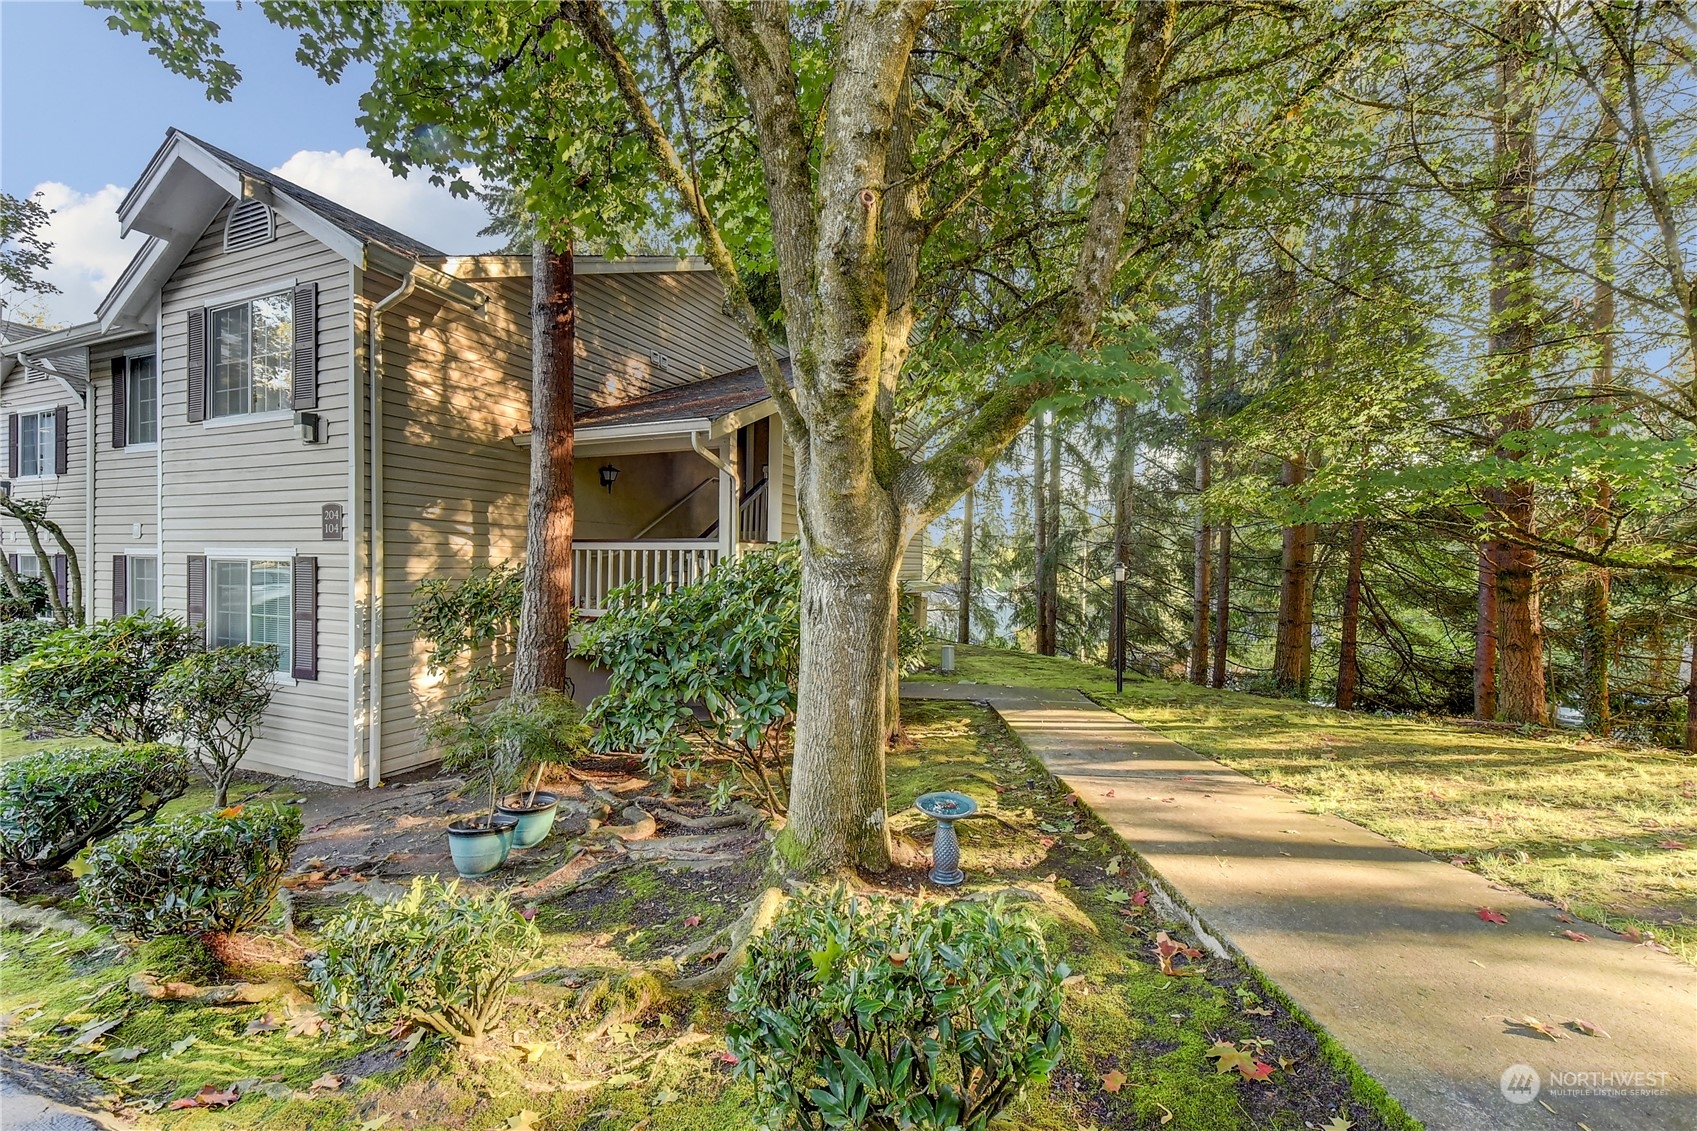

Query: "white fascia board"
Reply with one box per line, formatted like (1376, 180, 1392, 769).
(511, 416, 713, 449)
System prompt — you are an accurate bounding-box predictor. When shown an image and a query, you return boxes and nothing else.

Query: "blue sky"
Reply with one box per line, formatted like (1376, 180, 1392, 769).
(1, 1, 496, 326)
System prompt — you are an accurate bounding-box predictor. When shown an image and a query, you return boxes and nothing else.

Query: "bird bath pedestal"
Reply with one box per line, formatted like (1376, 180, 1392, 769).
(915, 791, 979, 886)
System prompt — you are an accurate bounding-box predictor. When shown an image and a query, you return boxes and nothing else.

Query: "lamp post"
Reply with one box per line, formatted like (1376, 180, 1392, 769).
(1113, 561, 1127, 693)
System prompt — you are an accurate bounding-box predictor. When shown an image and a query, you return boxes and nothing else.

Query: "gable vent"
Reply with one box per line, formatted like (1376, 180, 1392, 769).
(224, 199, 275, 253)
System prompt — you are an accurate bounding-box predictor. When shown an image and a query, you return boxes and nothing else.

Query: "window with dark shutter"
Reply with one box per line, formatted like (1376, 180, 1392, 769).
(5, 414, 16, 479)
(112, 555, 127, 617)
(110, 357, 127, 448)
(186, 308, 207, 423)
(291, 556, 318, 680)
(52, 554, 68, 607)
(53, 406, 67, 475)
(186, 555, 207, 644)
(292, 282, 318, 410)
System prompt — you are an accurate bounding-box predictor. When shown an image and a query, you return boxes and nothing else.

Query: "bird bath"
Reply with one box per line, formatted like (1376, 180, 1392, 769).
(915, 790, 979, 886)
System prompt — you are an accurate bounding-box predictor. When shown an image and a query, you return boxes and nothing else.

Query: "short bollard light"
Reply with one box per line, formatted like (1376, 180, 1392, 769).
(915, 790, 979, 886)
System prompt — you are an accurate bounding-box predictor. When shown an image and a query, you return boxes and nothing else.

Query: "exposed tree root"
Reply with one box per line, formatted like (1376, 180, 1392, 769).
(669, 886, 786, 993)
(586, 805, 658, 841)
(128, 972, 295, 1005)
(638, 798, 763, 831)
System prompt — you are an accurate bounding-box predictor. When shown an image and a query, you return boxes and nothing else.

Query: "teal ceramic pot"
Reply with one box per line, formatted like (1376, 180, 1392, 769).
(496, 792, 560, 849)
(447, 814, 520, 877)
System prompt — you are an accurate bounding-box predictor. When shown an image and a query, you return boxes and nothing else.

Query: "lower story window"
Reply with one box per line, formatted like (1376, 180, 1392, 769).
(15, 554, 40, 579)
(210, 558, 291, 672)
(128, 555, 159, 614)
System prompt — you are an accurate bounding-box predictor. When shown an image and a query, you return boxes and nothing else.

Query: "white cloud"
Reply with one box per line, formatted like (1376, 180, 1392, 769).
(4, 182, 133, 330)
(269, 148, 498, 256)
(7, 148, 498, 329)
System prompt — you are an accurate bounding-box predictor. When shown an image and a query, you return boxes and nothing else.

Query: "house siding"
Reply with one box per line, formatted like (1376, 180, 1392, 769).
(0, 363, 88, 608)
(575, 270, 758, 409)
(158, 202, 353, 783)
(89, 333, 161, 618)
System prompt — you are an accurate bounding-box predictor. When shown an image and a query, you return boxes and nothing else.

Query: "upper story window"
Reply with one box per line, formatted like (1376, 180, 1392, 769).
(16, 410, 55, 478)
(126, 354, 158, 445)
(210, 293, 293, 418)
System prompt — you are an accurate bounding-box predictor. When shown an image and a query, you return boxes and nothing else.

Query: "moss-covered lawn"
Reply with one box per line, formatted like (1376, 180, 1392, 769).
(1, 701, 1409, 1131)
(912, 644, 1697, 961)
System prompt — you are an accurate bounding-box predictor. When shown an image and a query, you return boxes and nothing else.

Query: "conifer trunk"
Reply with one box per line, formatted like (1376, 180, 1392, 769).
(1272, 454, 1316, 697)
(1032, 416, 1053, 655)
(1687, 620, 1697, 755)
(1336, 519, 1366, 710)
(1111, 402, 1136, 671)
(1211, 513, 1231, 689)
(514, 240, 575, 695)
(1189, 284, 1213, 684)
(957, 486, 974, 645)
(1045, 414, 1062, 653)
(1475, 537, 1500, 719)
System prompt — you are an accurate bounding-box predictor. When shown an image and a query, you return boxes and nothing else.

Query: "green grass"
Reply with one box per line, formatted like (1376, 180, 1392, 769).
(912, 644, 1697, 961)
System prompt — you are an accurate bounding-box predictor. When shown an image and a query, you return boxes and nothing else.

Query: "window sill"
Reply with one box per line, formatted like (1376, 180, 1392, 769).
(120, 442, 160, 453)
(202, 411, 295, 431)
(11, 475, 60, 484)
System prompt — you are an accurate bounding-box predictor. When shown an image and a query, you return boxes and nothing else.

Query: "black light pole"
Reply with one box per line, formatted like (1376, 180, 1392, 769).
(1113, 561, 1127, 693)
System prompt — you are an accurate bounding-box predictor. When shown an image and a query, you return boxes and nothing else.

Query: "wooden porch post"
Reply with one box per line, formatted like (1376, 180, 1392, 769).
(767, 412, 786, 542)
(717, 437, 737, 560)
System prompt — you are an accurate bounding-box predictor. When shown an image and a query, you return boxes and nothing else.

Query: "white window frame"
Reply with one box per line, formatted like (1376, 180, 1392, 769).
(124, 348, 159, 449)
(207, 289, 295, 421)
(126, 550, 160, 615)
(15, 409, 56, 480)
(205, 548, 296, 679)
(14, 553, 41, 579)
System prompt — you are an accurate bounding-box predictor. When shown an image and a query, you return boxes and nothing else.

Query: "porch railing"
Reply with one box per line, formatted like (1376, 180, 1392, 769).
(572, 539, 721, 616)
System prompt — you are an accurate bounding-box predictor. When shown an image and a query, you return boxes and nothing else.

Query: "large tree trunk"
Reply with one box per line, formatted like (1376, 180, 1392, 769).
(514, 239, 575, 695)
(1111, 401, 1136, 670)
(1687, 619, 1697, 755)
(1188, 284, 1213, 684)
(1211, 512, 1232, 689)
(1489, 0, 1546, 727)
(957, 485, 973, 644)
(1032, 416, 1053, 655)
(1272, 454, 1316, 698)
(1475, 537, 1499, 719)
(1044, 414, 1062, 653)
(1336, 519, 1366, 710)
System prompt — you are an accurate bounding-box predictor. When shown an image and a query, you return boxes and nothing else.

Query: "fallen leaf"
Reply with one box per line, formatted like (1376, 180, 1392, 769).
(286, 1008, 325, 1039)
(1476, 907, 1508, 925)
(506, 1112, 542, 1131)
(1103, 889, 1130, 905)
(1507, 1015, 1566, 1041)
(1567, 1018, 1610, 1038)
(1155, 1101, 1173, 1125)
(71, 1017, 122, 1047)
(1101, 1068, 1127, 1093)
(719, 1051, 739, 1066)
(1559, 930, 1592, 943)
(100, 1045, 146, 1062)
(1321, 1117, 1355, 1131)
(218, 805, 245, 818)
(1450, 856, 1470, 866)
(166, 1035, 198, 1057)
(653, 1088, 679, 1105)
(1657, 840, 1687, 850)
(683, 915, 702, 927)
(310, 1073, 344, 1093)
(513, 1040, 551, 1064)
(1206, 1041, 1256, 1076)
(1242, 1007, 1272, 1017)
(1131, 889, 1150, 906)
(358, 1116, 393, 1131)
(246, 1014, 283, 1036)
(1240, 1060, 1276, 1082)
(1105, 855, 1123, 876)
(1104, 789, 1116, 798)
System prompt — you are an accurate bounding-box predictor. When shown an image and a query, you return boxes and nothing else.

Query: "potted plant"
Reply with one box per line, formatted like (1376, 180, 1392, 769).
(492, 689, 592, 849)
(426, 687, 522, 877)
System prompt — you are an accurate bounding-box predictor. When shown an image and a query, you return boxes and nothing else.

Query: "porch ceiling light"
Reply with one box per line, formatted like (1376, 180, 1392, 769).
(599, 463, 621, 493)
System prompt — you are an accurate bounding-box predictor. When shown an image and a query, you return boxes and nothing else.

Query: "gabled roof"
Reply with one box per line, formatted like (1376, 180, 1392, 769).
(576, 362, 791, 433)
(0, 320, 87, 391)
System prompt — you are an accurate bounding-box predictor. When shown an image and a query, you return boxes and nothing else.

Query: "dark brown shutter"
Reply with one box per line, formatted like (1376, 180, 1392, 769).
(53, 405, 68, 475)
(292, 282, 318, 410)
(291, 556, 318, 680)
(5, 554, 16, 574)
(5, 414, 16, 478)
(52, 554, 67, 606)
(110, 357, 128, 449)
(186, 308, 207, 422)
(112, 554, 127, 617)
(186, 554, 207, 644)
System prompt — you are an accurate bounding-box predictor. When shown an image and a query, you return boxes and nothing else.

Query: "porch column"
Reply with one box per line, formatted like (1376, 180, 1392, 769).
(717, 437, 737, 560)
(767, 411, 786, 541)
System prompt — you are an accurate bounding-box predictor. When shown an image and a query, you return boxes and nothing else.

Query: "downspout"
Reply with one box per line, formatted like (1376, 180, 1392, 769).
(691, 431, 739, 556)
(365, 269, 422, 788)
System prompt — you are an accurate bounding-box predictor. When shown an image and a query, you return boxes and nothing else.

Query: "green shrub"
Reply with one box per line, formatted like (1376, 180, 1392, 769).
(0, 616, 53, 664)
(0, 613, 202, 742)
(578, 541, 799, 810)
(0, 744, 192, 870)
(79, 804, 302, 937)
(156, 644, 279, 808)
(727, 889, 1066, 1131)
(0, 573, 49, 622)
(307, 877, 540, 1042)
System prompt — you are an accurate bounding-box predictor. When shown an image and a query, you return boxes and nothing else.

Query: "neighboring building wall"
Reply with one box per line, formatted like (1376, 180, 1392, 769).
(0, 364, 88, 611)
(158, 201, 355, 782)
(374, 269, 532, 776)
(575, 269, 758, 410)
(89, 333, 161, 619)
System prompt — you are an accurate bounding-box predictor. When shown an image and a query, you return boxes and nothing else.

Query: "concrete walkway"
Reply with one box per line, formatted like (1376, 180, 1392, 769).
(908, 683, 1697, 1131)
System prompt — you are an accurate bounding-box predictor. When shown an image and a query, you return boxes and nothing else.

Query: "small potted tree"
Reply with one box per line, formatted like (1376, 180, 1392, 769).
(494, 689, 592, 848)
(426, 688, 522, 877)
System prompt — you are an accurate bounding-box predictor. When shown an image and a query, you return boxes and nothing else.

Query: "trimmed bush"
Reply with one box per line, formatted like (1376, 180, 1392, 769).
(79, 804, 302, 937)
(0, 613, 202, 742)
(0, 744, 191, 870)
(156, 644, 279, 808)
(0, 617, 53, 665)
(308, 877, 540, 1042)
(727, 889, 1067, 1131)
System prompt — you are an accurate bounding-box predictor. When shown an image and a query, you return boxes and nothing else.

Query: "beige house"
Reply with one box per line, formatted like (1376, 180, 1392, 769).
(1, 130, 922, 785)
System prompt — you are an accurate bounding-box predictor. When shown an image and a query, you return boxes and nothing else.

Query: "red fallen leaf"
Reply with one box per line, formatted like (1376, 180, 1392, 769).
(1620, 925, 1646, 942)
(1101, 1068, 1128, 1093)
(1131, 889, 1150, 906)
(1450, 856, 1470, 866)
(519, 907, 536, 921)
(1104, 789, 1116, 798)
(1657, 840, 1687, 850)
(719, 1051, 739, 1065)
(1241, 1060, 1276, 1082)
(306, 822, 331, 833)
(168, 1099, 201, 1110)
(1560, 930, 1592, 943)
(1065, 794, 1079, 806)
(684, 915, 702, 927)
(1477, 907, 1508, 925)
(1037, 836, 1057, 848)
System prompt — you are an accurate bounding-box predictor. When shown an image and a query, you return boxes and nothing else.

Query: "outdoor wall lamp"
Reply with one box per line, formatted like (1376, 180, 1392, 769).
(599, 463, 620, 493)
